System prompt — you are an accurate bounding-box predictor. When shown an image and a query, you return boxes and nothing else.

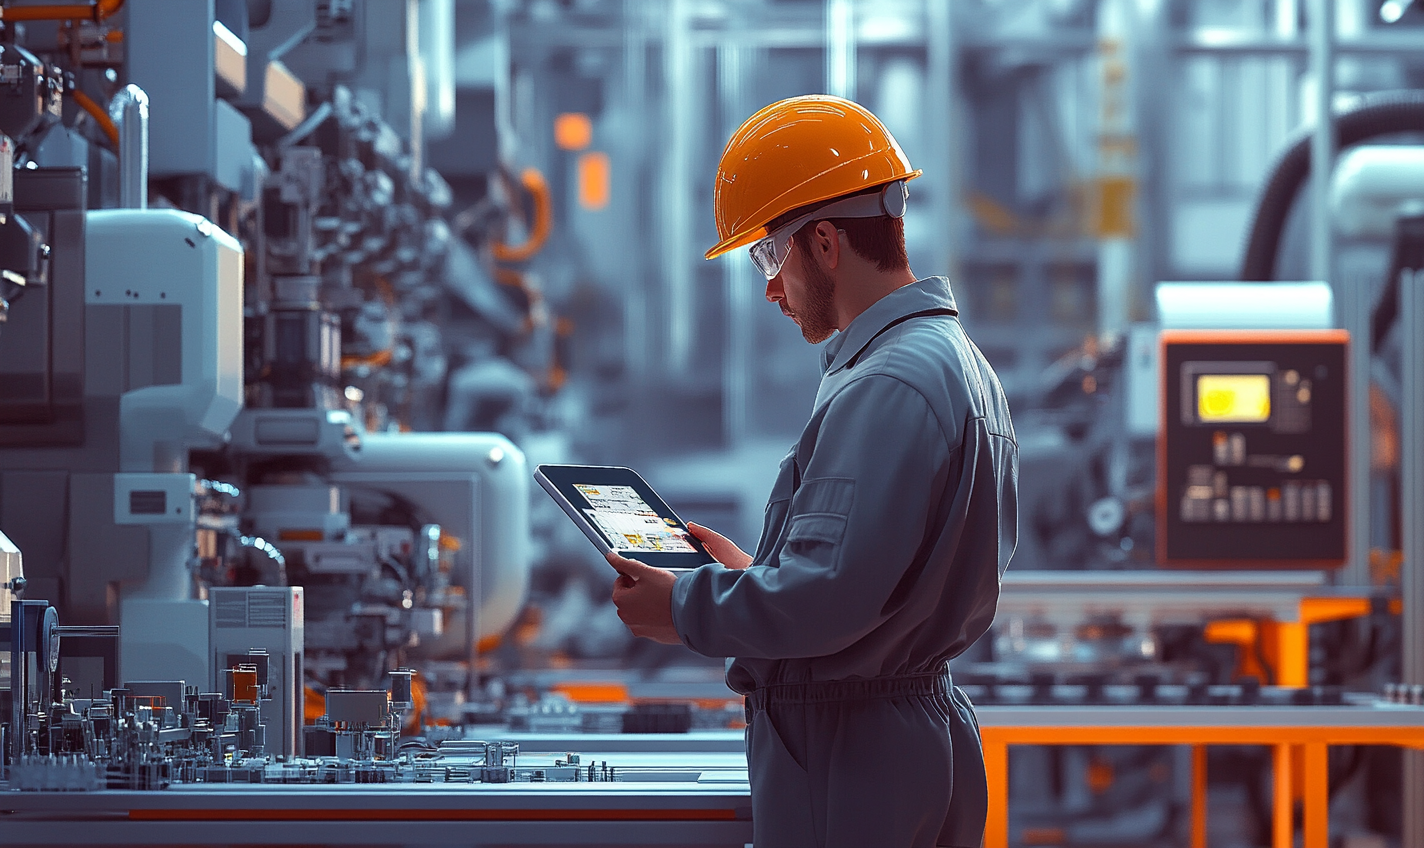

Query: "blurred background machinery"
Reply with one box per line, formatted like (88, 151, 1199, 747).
(0, 1, 1420, 846)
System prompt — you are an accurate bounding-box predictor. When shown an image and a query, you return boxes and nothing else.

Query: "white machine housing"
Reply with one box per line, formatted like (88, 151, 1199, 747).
(331, 430, 531, 656)
(87, 209, 244, 689)
(210, 587, 304, 758)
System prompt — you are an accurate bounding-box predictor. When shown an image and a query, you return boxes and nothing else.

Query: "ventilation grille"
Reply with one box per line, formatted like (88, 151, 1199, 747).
(214, 591, 288, 629)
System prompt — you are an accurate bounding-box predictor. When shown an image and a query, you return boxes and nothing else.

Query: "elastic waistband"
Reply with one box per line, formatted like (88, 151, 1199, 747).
(745, 668, 952, 713)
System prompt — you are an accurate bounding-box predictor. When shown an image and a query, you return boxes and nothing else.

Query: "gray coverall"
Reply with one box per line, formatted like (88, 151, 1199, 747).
(671, 277, 1018, 848)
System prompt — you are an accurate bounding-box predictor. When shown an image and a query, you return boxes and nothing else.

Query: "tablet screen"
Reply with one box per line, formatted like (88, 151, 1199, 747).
(573, 484, 699, 553)
(535, 465, 716, 568)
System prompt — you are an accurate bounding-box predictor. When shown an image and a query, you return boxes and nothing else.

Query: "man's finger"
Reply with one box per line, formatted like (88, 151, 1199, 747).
(686, 522, 752, 569)
(606, 551, 653, 577)
(687, 521, 723, 543)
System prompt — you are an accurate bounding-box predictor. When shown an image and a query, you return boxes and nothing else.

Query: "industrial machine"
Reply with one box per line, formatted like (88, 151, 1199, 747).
(0, 6, 738, 842)
(0, 0, 535, 715)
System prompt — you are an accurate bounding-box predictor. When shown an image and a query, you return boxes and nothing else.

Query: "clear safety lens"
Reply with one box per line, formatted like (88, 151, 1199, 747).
(745, 180, 908, 280)
(749, 230, 794, 280)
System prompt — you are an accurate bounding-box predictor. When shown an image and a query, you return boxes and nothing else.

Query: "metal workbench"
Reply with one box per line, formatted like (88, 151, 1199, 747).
(6, 703, 1423, 847)
(0, 749, 753, 847)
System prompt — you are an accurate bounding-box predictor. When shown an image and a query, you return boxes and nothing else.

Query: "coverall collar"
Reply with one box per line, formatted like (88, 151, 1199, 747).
(821, 276, 959, 375)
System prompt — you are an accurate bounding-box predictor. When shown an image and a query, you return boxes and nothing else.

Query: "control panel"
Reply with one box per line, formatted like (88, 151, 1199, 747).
(1158, 330, 1348, 567)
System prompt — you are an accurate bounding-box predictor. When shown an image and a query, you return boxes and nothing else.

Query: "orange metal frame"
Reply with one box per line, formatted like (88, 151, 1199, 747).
(981, 722, 1424, 848)
(1203, 596, 1396, 688)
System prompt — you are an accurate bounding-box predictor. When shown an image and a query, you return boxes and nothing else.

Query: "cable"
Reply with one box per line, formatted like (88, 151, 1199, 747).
(237, 535, 288, 585)
(1, 0, 124, 22)
(275, 101, 333, 150)
(1240, 90, 1424, 281)
(340, 349, 394, 369)
(70, 89, 118, 148)
(491, 167, 552, 263)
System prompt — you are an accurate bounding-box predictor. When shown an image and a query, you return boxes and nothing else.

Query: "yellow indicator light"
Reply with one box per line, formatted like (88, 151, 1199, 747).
(1197, 374, 1271, 423)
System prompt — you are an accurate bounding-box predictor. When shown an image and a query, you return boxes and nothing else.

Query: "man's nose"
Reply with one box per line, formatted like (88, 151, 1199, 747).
(765, 276, 782, 303)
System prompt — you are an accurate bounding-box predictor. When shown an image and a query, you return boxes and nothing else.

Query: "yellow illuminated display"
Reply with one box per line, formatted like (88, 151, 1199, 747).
(1197, 374, 1271, 423)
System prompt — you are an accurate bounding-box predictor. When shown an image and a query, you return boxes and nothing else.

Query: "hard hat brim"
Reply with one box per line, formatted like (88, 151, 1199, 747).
(704, 169, 922, 260)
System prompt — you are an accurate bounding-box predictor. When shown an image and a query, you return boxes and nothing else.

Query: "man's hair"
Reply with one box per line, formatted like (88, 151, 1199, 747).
(769, 183, 910, 273)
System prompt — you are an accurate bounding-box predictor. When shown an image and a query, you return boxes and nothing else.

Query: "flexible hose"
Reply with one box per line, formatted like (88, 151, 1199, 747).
(1240, 90, 1424, 281)
(491, 167, 552, 263)
(70, 89, 118, 148)
(0, 0, 123, 22)
(340, 349, 394, 369)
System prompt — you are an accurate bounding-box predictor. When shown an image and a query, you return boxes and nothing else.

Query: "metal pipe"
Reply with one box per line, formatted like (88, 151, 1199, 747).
(1094, 0, 1138, 346)
(54, 625, 120, 638)
(1402, 270, 1424, 847)
(718, 40, 752, 447)
(1308, 0, 1367, 590)
(621, 0, 649, 382)
(661, 0, 694, 375)
(418, 0, 455, 142)
(926, 0, 957, 284)
(824, 0, 855, 99)
(108, 84, 148, 210)
(1308, 0, 1334, 282)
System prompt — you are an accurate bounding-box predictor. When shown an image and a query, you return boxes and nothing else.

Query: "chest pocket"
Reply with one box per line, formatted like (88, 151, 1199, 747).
(751, 449, 799, 566)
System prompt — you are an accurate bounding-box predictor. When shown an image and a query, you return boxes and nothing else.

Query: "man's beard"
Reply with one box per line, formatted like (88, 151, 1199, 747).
(796, 255, 838, 344)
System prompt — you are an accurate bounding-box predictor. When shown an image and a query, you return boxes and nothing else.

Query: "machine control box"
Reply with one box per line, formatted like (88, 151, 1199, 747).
(1158, 330, 1348, 567)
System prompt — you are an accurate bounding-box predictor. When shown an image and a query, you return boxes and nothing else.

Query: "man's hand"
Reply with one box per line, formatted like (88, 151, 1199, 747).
(608, 553, 682, 644)
(687, 522, 753, 570)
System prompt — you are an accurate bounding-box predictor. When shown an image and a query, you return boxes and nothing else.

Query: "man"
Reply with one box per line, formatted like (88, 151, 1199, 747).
(610, 95, 1017, 848)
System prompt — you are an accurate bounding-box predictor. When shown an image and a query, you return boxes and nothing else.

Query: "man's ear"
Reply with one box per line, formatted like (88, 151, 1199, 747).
(814, 220, 841, 269)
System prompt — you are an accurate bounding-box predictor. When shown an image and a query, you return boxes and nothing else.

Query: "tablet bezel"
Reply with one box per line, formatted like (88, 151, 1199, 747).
(535, 464, 716, 569)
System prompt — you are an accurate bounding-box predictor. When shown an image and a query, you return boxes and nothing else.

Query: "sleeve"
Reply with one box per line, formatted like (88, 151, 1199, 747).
(670, 374, 954, 659)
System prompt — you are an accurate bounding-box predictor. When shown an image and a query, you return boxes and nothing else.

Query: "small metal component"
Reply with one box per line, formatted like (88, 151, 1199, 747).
(388, 669, 414, 711)
(325, 690, 388, 726)
(225, 665, 259, 703)
(39, 606, 59, 674)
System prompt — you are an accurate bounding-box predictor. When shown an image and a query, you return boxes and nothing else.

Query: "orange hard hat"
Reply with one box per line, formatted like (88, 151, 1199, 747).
(705, 95, 921, 261)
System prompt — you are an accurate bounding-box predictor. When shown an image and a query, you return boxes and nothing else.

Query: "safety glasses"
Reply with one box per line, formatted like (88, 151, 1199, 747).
(747, 180, 908, 280)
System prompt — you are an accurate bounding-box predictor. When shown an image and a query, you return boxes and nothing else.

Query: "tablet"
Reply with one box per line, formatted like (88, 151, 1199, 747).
(534, 464, 716, 570)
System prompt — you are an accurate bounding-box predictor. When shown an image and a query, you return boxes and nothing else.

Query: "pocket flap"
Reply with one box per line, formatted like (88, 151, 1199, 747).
(786, 513, 848, 545)
(790, 476, 855, 516)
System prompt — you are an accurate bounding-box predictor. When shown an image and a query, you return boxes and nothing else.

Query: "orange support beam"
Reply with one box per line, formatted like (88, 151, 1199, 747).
(1204, 619, 1268, 681)
(1299, 597, 1372, 625)
(1303, 742, 1329, 848)
(549, 682, 629, 703)
(1274, 621, 1309, 688)
(1273, 744, 1294, 848)
(1191, 745, 1208, 848)
(983, 737, 1009, 848)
